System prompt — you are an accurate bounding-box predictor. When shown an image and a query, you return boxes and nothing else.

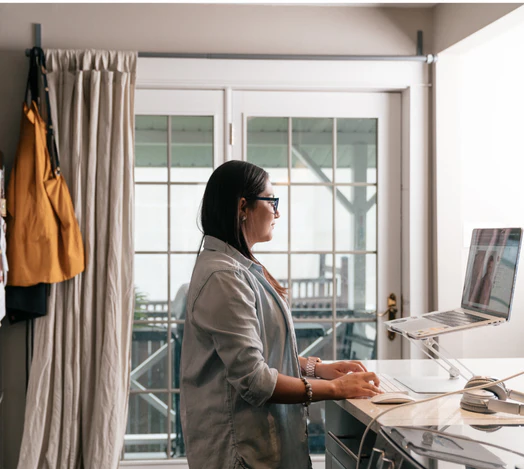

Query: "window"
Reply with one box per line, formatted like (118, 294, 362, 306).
(125, 115, 214, 460)
(246, 115, 379, 454)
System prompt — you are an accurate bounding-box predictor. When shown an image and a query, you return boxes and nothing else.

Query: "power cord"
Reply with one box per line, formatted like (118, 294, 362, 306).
(391, 426, 524, 458)
(355, 370, 524, 469)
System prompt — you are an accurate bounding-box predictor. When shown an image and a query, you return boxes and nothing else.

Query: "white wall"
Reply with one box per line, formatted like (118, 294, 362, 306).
(432, 3, 522, 53)
(436, 7, 524, 358)
(0, 3, 434, 54)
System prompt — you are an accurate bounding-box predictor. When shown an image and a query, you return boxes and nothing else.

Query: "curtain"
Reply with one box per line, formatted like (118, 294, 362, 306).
(16, 50, 136, 469)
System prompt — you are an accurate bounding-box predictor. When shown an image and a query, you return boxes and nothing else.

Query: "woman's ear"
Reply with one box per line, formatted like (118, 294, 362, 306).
(238, 197, 247, 220)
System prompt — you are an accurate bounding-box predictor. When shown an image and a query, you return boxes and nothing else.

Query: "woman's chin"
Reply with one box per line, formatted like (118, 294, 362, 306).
(253, 234, 273, 246)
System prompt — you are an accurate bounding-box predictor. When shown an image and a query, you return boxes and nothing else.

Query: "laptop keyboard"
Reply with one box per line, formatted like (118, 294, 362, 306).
(376, 373, 408, 394)
(429, 311, 487, 328)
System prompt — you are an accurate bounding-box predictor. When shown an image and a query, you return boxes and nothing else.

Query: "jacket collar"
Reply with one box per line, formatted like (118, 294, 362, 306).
(203, 235, 253, 269)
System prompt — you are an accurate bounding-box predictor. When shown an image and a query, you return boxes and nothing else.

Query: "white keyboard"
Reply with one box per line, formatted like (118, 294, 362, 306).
(376, 373, 408, 394)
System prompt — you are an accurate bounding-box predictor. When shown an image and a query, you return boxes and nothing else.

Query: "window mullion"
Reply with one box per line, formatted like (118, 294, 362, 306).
(166, 115, 173, 458)
(288, 117, 292, 316)
(332, 117, 337, 361)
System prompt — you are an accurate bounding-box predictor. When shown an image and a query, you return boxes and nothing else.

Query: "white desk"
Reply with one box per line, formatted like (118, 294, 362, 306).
(325, 358, 524, 469)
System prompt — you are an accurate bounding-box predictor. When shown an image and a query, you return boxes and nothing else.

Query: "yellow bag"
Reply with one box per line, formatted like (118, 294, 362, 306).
(6, 48, 84, 287)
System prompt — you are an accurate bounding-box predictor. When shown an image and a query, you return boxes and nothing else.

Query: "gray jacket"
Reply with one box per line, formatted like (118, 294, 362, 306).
(180, 236, 311, 469)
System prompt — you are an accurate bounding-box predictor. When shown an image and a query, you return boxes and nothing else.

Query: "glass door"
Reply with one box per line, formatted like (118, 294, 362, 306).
(232, 91, 402, 362)
(232, 90, 401, 456)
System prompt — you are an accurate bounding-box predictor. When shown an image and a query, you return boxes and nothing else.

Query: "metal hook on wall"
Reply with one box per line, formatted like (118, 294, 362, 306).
(25, 23, 42, 57)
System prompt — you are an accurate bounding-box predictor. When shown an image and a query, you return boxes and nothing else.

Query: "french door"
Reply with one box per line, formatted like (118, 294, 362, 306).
(126, 88, 401, 465)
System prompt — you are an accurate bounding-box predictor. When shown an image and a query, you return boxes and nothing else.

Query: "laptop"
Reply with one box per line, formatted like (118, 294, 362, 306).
(386, 228, 522, 340)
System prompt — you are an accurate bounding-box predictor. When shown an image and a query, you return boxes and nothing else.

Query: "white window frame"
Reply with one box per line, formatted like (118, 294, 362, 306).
(122, 58, 431, 468)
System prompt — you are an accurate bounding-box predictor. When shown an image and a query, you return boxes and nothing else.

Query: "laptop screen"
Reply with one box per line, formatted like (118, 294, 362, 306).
(461, 228, 522, 318)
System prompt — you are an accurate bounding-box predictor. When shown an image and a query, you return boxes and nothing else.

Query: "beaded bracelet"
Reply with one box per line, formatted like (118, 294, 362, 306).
(301, 376, 313, 411)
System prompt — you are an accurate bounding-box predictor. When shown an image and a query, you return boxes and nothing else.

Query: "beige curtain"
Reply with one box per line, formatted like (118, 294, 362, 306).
(17, 50, 136, 469)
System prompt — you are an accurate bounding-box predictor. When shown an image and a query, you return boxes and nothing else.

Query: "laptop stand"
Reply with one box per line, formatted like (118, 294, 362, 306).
(389, 330, 476, 394)
(410, 336, 475, 381)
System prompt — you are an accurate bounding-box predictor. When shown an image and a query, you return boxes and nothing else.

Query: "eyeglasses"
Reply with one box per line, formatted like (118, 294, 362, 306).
(253, 196, 279, 214)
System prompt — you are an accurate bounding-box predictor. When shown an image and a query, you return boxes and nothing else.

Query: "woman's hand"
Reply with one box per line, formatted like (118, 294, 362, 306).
(331, 371, 382, 399)
(315, 360, 368, 380)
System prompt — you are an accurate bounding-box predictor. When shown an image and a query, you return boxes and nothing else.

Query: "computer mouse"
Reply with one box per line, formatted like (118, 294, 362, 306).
(370, 392, 416, 405)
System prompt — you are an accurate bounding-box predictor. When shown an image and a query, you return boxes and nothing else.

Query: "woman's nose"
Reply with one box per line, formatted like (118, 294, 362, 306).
(275, 209, 280, 219)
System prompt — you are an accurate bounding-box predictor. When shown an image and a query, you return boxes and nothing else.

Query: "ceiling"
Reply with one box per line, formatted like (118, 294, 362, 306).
(236, 2, 438, 7)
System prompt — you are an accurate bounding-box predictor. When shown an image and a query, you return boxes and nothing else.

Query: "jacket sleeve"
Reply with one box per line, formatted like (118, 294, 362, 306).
(190, 268, 278, 407)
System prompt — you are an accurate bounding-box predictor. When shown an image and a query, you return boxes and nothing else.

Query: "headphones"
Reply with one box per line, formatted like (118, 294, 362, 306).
(460, 376, 524, 415)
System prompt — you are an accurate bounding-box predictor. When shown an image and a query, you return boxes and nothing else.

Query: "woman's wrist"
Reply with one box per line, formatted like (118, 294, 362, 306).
(299, 356, 322, 377)
(314, 362, 325, 379)
(305, 356, 321, 378)
(298, 356, 307, 374)
(311, 377, 337, 400)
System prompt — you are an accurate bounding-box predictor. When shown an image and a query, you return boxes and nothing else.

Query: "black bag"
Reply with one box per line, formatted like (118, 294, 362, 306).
(6, 284, 47, 324)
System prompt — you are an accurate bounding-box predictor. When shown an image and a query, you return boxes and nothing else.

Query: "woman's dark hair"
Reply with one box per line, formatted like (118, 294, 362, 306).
(200, 160, 287, 299)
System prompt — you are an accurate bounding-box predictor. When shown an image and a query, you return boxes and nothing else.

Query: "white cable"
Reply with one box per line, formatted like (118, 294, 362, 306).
(355, 370, 524, 469)
(395, 426, 524, 458)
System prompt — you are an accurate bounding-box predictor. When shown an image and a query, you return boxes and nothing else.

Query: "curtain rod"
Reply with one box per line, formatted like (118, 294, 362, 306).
(25, 23, 437, 63)
(138, 28, 435, 61)
(138, 52, 436, 63)
(25, 48, 437, 63)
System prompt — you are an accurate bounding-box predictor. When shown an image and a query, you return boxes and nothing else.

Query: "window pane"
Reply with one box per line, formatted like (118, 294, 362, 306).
(307, 401, 326, 455)
(291, 186, 332, 251)
(292, 118, 333, 183)
(124, 393, 169, 460)
(337, 118, 377, 184)
(247, 117, 288, 184)
(171, 394, 186, 457)
(131, 324, 168, 389)
(135, 185, 168, 252)
(135, 116, 168, 183)
(170, 254, 196, 320)
(366, 186, 377, 251)
(336, 322, 377, 360)
(335, 254, 377, 319)
(291, 254, 333, 320)
(253, 253, 288, 284)
(135, 254, 168, 321)
(170, 255, 195, 391)
(170, 185, 205, 252)
(294, 321, 333, 359)
(335, 185, 377, 251)
(170, 116, 213, 183)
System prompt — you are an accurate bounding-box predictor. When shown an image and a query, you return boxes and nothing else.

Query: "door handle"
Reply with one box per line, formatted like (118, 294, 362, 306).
(381, 293, 398, 341)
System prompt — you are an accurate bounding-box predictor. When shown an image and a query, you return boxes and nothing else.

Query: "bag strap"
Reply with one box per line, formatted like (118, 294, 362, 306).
(24, 47, 40, 106)
(26, 47, 61, 177)
(38, 48, 61, 177)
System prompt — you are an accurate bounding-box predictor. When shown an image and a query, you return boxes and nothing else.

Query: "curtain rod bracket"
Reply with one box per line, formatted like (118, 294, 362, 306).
(416, 30, 423, 56)
(25, 23, 42, 56)
(35, 23, 42, 48)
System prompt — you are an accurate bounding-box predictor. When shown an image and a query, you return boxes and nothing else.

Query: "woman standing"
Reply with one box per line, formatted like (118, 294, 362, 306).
(180, 161, 381, 469)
